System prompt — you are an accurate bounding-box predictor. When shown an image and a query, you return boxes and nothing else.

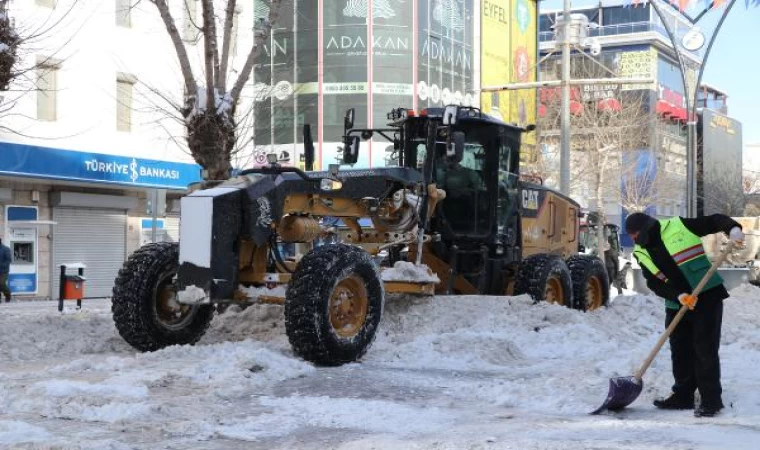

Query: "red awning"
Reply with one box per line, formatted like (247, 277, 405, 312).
(655, 100, 673, 116)
(538, 104, 547, 118)
(570, 100, 584, 116)
(597, 98, 622, 112)
(671, 107, 687, 121)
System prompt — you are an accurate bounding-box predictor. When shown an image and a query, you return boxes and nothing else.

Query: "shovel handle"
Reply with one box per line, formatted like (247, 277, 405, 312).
(634, 242, 734, 380)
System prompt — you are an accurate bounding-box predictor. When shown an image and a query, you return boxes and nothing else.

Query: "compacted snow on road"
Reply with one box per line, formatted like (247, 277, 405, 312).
(1, 286, 760, 449)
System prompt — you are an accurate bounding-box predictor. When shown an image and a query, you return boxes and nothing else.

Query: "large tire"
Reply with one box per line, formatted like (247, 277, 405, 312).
(567, 254, 610, 311)
(112, 242, 214, 352)
(285, 244, 384, 366)
(514, 254, 573, 307)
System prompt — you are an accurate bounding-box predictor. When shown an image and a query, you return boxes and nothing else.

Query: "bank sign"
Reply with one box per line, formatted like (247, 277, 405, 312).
(0, 142, 201, 189)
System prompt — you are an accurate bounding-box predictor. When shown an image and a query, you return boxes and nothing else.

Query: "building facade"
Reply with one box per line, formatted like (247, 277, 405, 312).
(536, 0, 711, 243)
(252, 0, 539, 170)
(0, 1, 259, 299)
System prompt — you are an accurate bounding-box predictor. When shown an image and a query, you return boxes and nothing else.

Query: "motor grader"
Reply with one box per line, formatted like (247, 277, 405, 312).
(111, 105, 609, 366)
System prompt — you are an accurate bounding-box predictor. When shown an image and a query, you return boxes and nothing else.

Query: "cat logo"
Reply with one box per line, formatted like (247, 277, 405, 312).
(522, 189, 539, 210)
(710, 114, 735, 135)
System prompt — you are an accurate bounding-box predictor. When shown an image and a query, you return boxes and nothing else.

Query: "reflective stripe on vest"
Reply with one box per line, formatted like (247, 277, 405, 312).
(633, 217, 723, 304)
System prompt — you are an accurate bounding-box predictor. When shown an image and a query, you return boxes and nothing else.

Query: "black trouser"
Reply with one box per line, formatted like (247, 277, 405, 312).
(666, 298, 724, 406)
(0, 273, 10, 301)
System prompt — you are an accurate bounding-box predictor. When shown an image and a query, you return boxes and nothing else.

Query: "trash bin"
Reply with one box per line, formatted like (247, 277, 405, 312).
(59, 263, 86, 312)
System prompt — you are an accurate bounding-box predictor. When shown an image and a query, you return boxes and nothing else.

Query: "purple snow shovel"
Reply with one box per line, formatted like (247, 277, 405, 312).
(591, 242, 735, 415)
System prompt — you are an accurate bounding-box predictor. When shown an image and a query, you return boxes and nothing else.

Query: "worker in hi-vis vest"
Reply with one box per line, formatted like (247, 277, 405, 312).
(625, 212, 744, 418)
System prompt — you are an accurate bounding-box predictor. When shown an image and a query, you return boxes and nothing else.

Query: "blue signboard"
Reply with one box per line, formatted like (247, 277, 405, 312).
(8, 273, 36, 294)
(0, 142, 202, 189)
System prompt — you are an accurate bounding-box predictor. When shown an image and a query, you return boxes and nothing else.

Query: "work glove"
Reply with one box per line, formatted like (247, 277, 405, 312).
(729, 227, 745, 248)
(678, 293, 698, 310)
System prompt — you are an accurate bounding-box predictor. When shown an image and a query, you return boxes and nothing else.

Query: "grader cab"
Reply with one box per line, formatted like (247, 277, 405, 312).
(111, 105, 609, 366)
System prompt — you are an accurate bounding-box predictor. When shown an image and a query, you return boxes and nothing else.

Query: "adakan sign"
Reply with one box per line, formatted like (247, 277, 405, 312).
(0, 142, 200, 189)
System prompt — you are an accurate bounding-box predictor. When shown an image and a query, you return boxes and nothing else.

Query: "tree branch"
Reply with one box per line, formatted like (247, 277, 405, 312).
(151, 0, 197, 101)
(200, 0, 216, 109)
(230, 0, 283, 103)
(217, 0, 237, 90)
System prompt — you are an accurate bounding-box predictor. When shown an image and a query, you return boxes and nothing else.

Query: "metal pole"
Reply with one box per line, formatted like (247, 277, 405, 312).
(560, 0, 572, 195)
(151, 189, 158, 243)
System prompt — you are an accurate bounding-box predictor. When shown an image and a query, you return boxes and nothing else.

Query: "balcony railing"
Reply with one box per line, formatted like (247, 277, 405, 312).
(539, 21, 668, 43)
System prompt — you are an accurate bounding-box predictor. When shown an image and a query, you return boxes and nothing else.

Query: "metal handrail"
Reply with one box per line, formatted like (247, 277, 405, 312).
(539, 21, 667, 42)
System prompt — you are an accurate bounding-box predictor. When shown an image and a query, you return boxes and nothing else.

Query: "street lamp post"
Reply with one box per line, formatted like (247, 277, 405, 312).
(560, 0, 573, 195)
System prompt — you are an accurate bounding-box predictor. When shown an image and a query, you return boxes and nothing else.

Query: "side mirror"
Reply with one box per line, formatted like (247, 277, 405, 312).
(344, 108, 355, 130)
(303, 124, 315, 171)
(525, 124, 537, 132)
(446, 131, 465, 163)
(343, 136, 360, 165)
(443, 105, 458, 125)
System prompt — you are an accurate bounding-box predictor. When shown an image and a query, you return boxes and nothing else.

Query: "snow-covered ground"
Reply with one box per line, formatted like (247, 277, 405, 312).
(1, 286, 760, 449)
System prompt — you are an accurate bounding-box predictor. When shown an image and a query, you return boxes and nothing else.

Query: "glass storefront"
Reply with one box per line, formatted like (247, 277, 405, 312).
(254, 0, 535, 169)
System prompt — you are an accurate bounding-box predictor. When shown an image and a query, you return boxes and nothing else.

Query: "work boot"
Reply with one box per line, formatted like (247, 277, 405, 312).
(653, 393, 694, 410)
(694, 403, 723, 418)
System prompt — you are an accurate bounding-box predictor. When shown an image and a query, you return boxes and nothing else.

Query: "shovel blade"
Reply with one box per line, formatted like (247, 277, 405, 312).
(590, 376, 643, 415)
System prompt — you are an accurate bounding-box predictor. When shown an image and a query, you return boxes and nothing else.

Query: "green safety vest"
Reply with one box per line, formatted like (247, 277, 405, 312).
(633, 217, 723, 310)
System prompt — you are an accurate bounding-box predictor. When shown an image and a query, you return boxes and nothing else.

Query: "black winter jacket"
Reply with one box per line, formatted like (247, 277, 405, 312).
(637, 214, 740, 305)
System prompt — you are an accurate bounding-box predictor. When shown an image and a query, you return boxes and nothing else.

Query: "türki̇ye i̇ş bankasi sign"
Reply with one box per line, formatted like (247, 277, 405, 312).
(0, 142, 201, 189)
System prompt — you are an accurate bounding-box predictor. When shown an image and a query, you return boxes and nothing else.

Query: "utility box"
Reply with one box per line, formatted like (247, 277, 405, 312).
(59, 263, 86, 312)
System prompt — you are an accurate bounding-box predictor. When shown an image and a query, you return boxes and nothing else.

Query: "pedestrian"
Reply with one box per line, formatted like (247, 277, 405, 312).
(625, 212, 744, 417)
(0, 236, 11, 303)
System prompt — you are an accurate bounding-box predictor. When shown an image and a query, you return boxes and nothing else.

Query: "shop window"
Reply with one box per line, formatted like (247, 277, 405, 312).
(117, 74, 136, 132)
(36, 62, 59, 122)
(12, 242, 34, 265)
(116, 0, 131, 27)
(602, 5, 650, 26)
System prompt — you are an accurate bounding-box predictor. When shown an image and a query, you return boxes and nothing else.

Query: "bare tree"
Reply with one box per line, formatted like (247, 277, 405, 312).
(619, 128, 685, 214)
(0, 1, 19, 93)
(0, 0, 84, 135)
(150, 0, 283, 180)
(699, 168, 746, 216)
(538, 55, 651, 262)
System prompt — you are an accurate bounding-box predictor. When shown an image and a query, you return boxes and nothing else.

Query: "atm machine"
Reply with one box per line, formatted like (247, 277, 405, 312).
(4, 206, 39, 295)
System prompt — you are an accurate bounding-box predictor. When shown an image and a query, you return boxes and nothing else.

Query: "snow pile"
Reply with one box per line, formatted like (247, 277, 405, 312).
(0, 285, 759, 448)
(381, 261, 440, 283)
(186, 87, 234, 123)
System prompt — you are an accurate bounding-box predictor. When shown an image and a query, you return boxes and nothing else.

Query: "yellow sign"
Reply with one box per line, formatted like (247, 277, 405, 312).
(710, 114, 736, 135)
(481, 0, 511, 121)
(508, 0, 537, 155)
(618, 49, 657, 91)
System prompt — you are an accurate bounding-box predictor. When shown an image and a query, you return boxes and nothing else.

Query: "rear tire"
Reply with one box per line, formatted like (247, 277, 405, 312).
(112, 242, 214, 352)
(514, 254, 573, 307)
(285, 244, 384, 366)
(567, 255, 610, 311)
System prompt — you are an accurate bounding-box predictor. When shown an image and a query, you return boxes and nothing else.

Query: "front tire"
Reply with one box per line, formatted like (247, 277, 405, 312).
(285, 244, 384, 366)
(567, 254, 610, 311)
(514, 254, 573, 307)
(112, 242, 214, 352)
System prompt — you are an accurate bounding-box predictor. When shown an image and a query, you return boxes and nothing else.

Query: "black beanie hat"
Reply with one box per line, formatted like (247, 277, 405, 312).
(625, 212, 656, 234)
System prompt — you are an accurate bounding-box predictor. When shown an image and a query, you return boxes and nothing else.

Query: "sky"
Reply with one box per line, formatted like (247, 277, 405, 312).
(539, 0, 760, 146)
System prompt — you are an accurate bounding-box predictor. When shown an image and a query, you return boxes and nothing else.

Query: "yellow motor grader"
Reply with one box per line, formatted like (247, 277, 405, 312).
(111, 105, 609, 365)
